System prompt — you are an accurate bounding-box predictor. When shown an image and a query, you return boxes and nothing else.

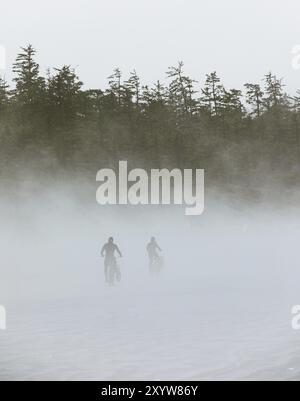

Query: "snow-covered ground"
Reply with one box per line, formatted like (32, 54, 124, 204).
(1, 193, 300, 380)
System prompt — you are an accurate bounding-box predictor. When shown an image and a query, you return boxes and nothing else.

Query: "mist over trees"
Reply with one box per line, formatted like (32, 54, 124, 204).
(1, 45, 300, 198)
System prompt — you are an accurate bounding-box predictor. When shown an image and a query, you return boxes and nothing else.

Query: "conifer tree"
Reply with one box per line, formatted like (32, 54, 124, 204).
(263, 73, 285, 109)
(124, 70, 141, 106)
(167, 62, 197, 116)
(108, 68, 123, 107)
(47, 65, 83, 124)
(12, 45, 45, 107)
(0, 77, 9, 114)
(200, 72, 223, 116)
(244, 83, 264, 118)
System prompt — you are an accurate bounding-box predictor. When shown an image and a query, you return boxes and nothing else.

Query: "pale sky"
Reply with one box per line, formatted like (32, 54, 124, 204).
(1, 0, 300, 93)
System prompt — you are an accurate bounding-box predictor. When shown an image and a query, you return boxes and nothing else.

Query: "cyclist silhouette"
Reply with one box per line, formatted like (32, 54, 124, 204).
(146, 237, 162, 268)
(101, 237, 122, 282)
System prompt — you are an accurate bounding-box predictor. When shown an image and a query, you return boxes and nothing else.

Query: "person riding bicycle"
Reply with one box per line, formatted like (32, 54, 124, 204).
(101, 237, 122, 282)
(146, 237, 162, 268)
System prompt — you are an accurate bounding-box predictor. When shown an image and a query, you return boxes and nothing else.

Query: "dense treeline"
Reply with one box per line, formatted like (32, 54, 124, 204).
(1, 45, 300, 194)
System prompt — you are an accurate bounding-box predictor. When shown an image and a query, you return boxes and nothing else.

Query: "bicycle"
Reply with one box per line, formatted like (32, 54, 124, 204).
(107, 257, 121, 286)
